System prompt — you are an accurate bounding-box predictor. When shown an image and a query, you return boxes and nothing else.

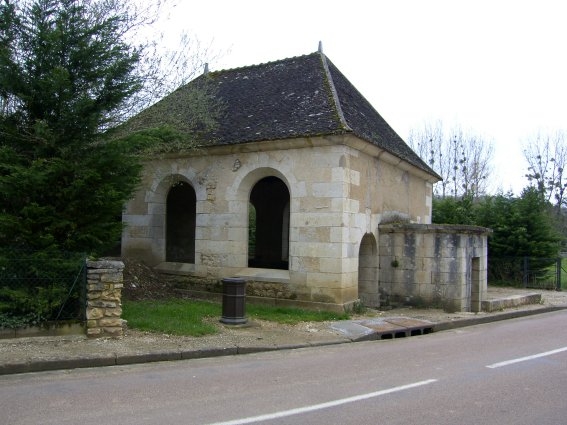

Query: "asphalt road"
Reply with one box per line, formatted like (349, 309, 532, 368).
(1, 310, 567, 425)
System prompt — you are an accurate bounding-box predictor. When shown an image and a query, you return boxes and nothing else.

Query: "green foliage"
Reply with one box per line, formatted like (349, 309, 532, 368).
(0, 286, 65, 326)
(122, 299, 350, 336)
(433, 187, 562, 283)
(0, 1, 142, 144)
(247, 304, 349, 324)
(349, 301, 367, 315)
(123, 299, 220, 336)
(0, 312, 44, 329)
(432, 196, 477, 225)
(0, 0, 144, 255)
(0, 141, 142, 254)
(110, 125, 205, 158)
(474, 188, 561, 259)
(433, 189, 561, 260)
(0, 249, 85, 327)
(0, 1, 221, 256)
(0, 1, 220, 323)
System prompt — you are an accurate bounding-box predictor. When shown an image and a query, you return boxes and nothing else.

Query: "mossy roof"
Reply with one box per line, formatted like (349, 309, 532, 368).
(142, 51, 439, 178)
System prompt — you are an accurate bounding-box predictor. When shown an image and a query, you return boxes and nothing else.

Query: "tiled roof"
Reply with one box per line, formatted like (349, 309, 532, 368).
(206, 53, 344, 143)
(324, 58, 438, 177)
(143, 51, 439, 178)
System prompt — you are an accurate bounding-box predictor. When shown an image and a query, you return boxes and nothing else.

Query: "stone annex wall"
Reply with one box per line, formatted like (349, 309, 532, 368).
(86, 260, 124, 338)
(378, 224, 490, 312)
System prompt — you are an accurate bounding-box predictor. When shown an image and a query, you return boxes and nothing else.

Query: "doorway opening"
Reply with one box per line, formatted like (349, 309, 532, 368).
(248, 176, 290, 270)
(166, 181, 196, 263)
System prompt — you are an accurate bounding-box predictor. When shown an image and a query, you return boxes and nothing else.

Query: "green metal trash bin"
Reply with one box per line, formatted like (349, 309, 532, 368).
(220, 277, 247, 324)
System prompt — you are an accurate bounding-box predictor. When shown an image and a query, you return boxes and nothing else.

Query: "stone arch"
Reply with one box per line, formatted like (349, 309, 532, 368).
(144, 172, 199, 264)
(249, 176, 290, 270)
(231, 166, 292, 202)
(358, 233, 379, 308)
(148, 170, 202, 203)
(166, 181, 196, 262)
(228, 167, 292, 269)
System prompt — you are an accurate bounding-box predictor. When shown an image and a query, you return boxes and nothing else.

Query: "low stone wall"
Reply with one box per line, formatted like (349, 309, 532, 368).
(378, 224, 491, 312)
(159, 271, 297, 301)
(86, 260, 125, 338)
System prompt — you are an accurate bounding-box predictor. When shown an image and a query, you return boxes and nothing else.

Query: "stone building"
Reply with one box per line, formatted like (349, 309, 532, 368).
(121, 49, 489, 312)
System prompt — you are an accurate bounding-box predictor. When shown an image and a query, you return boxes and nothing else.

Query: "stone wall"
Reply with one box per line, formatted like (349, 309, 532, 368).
(86, 260, 124, 338)
(122, 134, 437, 310)
(378, 224, 490, 312)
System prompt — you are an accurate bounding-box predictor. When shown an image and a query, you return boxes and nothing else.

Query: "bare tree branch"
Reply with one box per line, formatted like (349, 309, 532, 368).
(4, 0, 223, 128)
(408, 121, 493, 199)
(523, 130, 567, 210)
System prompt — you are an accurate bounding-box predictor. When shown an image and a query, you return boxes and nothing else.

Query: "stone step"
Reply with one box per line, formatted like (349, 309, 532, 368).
(481, 293, 542, 312)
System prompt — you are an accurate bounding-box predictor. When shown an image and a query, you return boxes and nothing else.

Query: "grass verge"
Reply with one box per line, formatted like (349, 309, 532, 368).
(123, 299, 220, 336)
(248, 304, 349, 324)
(123, 299, 350, 337)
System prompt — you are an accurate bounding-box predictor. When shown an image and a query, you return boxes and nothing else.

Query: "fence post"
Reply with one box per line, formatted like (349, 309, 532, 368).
(523, 257, 528, 288)
(557, 257, 562, 291)
(85, 260, 125, 338)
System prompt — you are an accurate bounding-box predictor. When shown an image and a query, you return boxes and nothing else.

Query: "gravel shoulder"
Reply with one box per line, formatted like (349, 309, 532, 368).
(1, 287, 566, 374)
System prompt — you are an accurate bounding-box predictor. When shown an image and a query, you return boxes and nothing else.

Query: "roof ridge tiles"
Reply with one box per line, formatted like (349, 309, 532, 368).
(207, 51, 320, 76)
(319, 52, 352, 132)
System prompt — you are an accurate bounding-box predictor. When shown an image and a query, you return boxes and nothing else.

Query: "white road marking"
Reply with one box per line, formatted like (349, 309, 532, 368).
(486, 346, 567, 369)
(206, 379, 438, 425)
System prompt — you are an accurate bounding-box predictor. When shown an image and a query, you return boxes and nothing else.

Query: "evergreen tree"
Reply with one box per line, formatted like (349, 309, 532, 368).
(515, 187, 561, 258)
(474, 188, 561, 259)
(433, 189, 561, 283)
(0, 0, 144, 255)
(432, 195, 476, 225)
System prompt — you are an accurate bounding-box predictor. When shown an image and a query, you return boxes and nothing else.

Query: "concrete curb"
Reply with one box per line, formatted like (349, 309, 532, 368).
(433, 306, 567, 332)
(1, 306, 566, 376)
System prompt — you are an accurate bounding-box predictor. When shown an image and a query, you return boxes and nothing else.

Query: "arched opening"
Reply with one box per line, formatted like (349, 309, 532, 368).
(249, 176, 290, 269)
(166, 181, 196, 263)
(358, 233, 379, 308)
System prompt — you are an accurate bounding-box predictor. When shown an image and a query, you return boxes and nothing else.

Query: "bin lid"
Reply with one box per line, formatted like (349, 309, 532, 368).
(222, 277, 246, 283)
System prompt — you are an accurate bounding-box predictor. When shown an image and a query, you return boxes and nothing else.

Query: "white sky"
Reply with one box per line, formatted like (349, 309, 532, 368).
(160, 0, 567, 195)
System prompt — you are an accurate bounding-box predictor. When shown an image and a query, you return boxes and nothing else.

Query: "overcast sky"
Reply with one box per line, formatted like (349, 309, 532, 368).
(160, 0, 566, 195)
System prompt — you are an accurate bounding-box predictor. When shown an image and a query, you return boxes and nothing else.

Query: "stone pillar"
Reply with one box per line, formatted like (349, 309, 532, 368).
(86, 260, 125, 338)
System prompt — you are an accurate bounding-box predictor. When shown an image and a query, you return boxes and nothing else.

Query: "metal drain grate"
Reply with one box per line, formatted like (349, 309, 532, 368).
(379, 326, 434, 340)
